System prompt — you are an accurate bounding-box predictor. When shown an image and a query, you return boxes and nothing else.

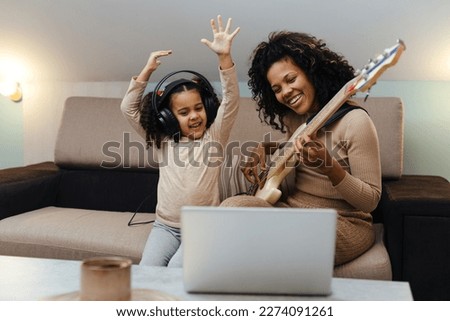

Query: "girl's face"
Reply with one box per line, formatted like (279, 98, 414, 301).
(266, 57, 318, 115)
(170, 89, 207, 140)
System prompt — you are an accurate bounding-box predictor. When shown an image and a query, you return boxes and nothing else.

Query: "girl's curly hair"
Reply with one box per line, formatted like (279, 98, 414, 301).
(248, 31, 356, 132)
(139, 91, 165, 149)
(139, 78, 220, 149)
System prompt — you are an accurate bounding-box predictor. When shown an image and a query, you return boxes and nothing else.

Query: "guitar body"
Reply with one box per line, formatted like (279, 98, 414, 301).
(253, 124, 304, 204)
(254, 162, 293, 204)
(247, 40, 406, 204)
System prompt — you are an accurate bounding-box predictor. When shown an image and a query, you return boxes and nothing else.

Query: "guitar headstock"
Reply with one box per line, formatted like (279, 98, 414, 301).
(346, 40, 406, 95)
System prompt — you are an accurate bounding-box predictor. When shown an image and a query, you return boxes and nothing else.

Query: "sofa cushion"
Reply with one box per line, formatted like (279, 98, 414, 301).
(0, 206, 154, 263)
(55, 96, 159, 171)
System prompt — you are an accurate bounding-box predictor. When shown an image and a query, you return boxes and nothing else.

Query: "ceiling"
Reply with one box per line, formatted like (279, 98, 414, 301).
(2, 0, 450, 83)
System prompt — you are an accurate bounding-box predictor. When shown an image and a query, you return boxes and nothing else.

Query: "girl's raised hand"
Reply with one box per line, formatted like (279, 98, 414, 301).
(145, 50, 173, 72)
(201, 15, 240, 56)
(137, 50, 172, 82)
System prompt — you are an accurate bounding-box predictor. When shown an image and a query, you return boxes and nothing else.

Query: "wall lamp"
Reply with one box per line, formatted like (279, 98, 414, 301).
(0, 81, 22, 102)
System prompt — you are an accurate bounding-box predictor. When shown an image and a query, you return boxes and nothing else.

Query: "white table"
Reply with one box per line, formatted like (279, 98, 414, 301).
(0, 255, 413, 301)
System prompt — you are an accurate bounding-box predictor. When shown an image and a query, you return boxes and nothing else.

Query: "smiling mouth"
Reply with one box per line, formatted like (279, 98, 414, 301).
(189, 122, 202, 129)
(286, 94, 303, 107)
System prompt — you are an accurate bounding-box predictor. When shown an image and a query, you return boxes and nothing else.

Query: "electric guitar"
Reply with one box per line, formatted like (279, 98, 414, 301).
(247, 40, 406, 204)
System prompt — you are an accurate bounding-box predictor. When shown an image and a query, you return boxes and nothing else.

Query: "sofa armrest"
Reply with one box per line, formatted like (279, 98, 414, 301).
(0, 162, 61, 219)
(379, 175, 450, 300)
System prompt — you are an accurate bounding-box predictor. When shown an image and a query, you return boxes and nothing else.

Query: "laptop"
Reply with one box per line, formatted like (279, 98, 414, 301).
(181, 206, 337, 296)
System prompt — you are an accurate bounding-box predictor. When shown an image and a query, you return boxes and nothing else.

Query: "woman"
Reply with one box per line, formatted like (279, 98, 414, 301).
(221, 31, 381, 265)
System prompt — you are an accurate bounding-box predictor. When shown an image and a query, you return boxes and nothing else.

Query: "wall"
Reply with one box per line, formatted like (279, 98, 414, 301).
(369, 81, 450, 181)
(1, 80, 449, 181)
(0, 95, 23, 169)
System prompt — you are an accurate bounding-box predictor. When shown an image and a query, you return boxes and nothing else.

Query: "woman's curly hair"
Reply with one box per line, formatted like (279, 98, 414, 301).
(139, 78, 220, 149)
(248, 31, 356, 132)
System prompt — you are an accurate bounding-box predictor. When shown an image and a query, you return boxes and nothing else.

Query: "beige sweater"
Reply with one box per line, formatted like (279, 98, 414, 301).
(284, 107, 382, 213)
(121, 66, 240, 228)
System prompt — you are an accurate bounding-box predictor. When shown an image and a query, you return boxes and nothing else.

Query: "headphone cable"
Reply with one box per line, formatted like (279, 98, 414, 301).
(127, 194, 155, 226)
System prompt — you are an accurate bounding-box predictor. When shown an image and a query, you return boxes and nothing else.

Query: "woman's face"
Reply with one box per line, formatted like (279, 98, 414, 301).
(266, 57, 318, 115)
(170, 89, 207, 140)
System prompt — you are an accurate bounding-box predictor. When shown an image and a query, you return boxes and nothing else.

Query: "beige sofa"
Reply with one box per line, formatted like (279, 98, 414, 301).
(3, 95, 448, 299)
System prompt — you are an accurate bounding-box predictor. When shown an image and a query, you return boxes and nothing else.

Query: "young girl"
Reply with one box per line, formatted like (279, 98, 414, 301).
(120, 16, 240, 267)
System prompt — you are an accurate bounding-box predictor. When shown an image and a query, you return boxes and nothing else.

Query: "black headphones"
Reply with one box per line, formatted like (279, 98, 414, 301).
(151, 70, 218, 136)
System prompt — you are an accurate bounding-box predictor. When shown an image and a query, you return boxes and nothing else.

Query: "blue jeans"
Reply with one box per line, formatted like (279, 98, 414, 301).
(139, 220, 183, 267)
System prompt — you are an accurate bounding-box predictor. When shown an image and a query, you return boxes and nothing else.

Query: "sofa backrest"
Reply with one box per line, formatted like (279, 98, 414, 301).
(55, 96, 158, 171)
(352, 97, 404, 179)
(55, 95, 404, 186)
